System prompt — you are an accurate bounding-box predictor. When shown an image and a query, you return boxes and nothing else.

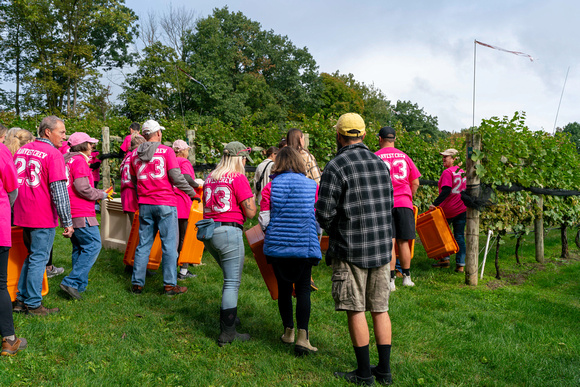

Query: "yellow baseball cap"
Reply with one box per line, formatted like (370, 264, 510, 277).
(336, 113, 366, 137)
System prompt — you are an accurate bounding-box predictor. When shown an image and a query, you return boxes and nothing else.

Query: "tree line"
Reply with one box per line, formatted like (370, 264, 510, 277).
(0, 2, 443, 141)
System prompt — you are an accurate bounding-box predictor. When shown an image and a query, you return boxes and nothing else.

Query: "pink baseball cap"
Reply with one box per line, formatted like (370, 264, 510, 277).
(173, 139, 191, 152)
(68, 132, 98, 147)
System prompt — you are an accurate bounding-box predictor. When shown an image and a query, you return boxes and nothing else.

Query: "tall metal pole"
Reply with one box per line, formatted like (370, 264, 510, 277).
(553, 66, 570, 134)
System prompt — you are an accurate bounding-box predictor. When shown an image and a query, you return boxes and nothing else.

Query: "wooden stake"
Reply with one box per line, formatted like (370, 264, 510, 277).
(534, 195, 544, 263)
(465, 132, 481, 286)
(102, 126, 110, 191)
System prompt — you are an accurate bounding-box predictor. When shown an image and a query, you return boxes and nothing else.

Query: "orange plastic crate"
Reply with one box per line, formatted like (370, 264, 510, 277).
(123, 211, 162, 270)
(177, 200, 205, 265)
(394, 206, 418, 259)
(245, 225, 279, 300)
(416, 207, 459, 260)
(7, 227, 49, 302)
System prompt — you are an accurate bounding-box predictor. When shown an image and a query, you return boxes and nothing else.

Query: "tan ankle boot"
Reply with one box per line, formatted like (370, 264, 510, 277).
(280, 327, 295, 344)
(295, 329, 317, 356)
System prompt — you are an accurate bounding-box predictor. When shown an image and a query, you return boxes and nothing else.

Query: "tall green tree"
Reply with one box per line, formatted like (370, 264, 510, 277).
(180, 6, 322, 125)
(393, 100, 441, 141)
(563, 122, 580, 153)
(2, 0, 137, 115)
(0, 1, 31, 116)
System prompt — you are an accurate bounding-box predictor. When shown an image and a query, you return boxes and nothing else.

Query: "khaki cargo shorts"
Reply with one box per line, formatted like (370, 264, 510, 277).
(331, 259, 391, 313)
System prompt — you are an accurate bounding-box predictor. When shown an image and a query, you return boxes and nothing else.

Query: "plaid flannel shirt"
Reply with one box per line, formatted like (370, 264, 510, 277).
(315, 142, 393, 269)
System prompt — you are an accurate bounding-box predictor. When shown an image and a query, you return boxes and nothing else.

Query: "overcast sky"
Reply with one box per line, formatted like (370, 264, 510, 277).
(123, 0, 579, 133)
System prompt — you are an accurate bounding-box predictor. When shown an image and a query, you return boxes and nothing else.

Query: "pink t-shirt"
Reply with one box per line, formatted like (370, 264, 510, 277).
(174, 157, 195, 219)
(0, 143, 18, 246)
(59, 142, 70, 155)
(90, 151, 101, 183)
(120, 134, 132, 152)
(13, 140, 67, 228)
(203, 173, 253, 225)
(120, 151, 138, 212)
(66, 154, 96, 219)
(438, 165, 467, 219)
(375, 147, 421, 209)
(130, 144, 179, 207)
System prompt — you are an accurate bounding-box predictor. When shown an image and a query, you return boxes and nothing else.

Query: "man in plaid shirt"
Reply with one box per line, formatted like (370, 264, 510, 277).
(316, 113, 394, 386)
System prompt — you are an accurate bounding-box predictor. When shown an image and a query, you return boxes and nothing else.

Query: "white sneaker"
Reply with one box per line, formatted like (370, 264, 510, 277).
(388, 279, 396, 292)
(402, 274, 415, 287)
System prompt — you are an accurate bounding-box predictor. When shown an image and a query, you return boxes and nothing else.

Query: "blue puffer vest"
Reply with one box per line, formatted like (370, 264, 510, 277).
(263, 172, 322, 260)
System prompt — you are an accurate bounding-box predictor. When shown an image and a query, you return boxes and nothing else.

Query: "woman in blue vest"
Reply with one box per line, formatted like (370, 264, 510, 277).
(259, 146, 321, 356)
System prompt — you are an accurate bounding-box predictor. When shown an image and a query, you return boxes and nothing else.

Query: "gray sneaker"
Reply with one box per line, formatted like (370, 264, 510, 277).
(60, 283, 82, 300)
(46, 266, 65, 278)
(177, 271, 197, 280)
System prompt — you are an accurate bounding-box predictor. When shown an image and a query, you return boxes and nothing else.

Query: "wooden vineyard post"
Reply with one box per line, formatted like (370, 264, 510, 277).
(102, 126, 111, 190)
(465, 132, 481, 286)
(187, 128, 196, 166)
(534, 195, 544, 263)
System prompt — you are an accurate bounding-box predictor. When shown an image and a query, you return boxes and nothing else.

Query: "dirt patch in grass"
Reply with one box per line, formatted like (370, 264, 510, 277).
(486, 263, 544, 289)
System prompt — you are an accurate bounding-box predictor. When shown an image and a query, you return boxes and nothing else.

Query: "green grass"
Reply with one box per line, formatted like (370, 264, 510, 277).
(1, 224, 579, 386)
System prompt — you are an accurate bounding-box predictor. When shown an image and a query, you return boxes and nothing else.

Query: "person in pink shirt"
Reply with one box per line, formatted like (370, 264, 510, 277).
(129, 120, 196, 296)
(429, 148, 467, 272)
(172, 140, 202, 280)
(120, 135, 146, 223)
(203, 141, 256, 346)
(89, 150, 101, 188)
(59, 141, 70, 155)
(0, 128, 27, 356)
(120, 122, 140, 156)
(59, 132, 109, 300)
(13, 116, 74, 316)
(375, 126, 421, 290)
(99, 122, 140, 161)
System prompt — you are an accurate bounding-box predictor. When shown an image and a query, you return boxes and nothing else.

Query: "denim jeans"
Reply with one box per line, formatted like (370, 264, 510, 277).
(448, 212, 466, 266)
(203, 226, 245, 309)
(18, 227, 56, 308)
(132, 204, 178, 287)
(61, 221, 101, 292)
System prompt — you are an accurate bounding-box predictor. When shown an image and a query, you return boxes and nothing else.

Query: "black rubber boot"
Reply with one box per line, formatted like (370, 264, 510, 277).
(218, 307, 250, 347)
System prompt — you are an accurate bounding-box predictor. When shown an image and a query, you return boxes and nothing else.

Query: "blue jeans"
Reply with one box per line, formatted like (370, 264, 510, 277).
(203, 226, 245, 309)
(61, 222, 101, 292)
(132, 204, 178, 287)
(17, 227, 56, 308)
(448, 212, 466, 266)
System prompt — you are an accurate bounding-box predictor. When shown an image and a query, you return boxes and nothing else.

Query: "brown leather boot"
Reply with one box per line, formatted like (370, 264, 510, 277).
(280, 327, 295, 344)
(295, 329, 317, 356)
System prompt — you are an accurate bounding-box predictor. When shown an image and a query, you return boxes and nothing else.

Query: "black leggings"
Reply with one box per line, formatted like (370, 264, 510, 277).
(177, 219, 188, 254)
(0, 246, 15, 337)
(271, 258, 313, 331)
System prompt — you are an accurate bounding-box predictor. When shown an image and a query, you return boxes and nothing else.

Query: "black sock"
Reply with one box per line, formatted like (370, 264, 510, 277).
(353, 345, 371, 378)
(402, 268, 410, 276)
(390, 270, 395, 280)
(377, 344, 391, 374)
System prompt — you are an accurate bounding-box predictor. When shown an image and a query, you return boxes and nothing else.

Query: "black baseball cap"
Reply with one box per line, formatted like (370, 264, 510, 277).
(378, 126, 396, 139)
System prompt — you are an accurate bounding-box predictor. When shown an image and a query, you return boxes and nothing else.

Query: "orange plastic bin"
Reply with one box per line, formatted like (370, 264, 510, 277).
(416, 207, 459, 260)
(123, 211, 163, 270)
(177, 200, 205, 265)
(245, 225, 279, 300)
(7, 227, 49, 302)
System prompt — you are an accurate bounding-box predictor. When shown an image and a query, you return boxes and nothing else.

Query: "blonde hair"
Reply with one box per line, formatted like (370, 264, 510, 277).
(209, 155, 245, 180)
(5, 128, 34, 155)
(130, 134, 146, 151)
